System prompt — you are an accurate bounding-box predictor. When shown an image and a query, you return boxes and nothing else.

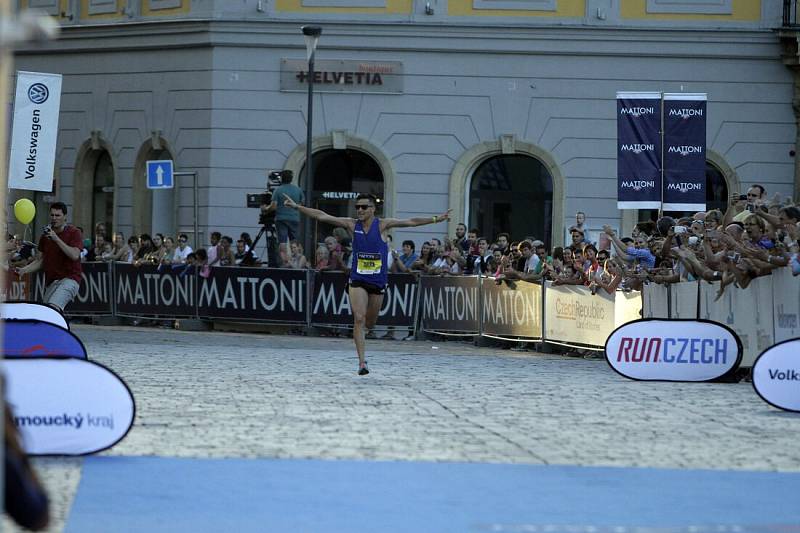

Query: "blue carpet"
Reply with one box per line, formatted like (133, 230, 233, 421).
(66, 457, 800, 533)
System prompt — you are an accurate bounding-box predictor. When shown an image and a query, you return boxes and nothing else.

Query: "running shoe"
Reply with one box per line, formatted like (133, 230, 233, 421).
(358, 361, 370, 376)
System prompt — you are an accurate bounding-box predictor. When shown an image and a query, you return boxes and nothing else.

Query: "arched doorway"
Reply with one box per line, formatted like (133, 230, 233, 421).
(299, 148, 384, 248)
(468, 155, 554, 248)
(132, 139, 175, 237)
(705, 161, 729, 213)
(92, 151, 115, 236)
(74, 139, 116, 238)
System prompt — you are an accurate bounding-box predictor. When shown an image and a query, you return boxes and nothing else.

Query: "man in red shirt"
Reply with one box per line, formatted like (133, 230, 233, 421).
(17, 202, 83, 311)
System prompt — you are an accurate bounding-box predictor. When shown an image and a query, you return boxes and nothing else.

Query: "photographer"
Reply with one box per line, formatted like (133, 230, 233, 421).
(16, 202, 83, 311)
(724, 184, 766, 225)
(261, 170, 304, 267)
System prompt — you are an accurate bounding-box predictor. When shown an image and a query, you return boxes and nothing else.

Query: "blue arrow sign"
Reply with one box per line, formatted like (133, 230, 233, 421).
(146, 160, 174, 189)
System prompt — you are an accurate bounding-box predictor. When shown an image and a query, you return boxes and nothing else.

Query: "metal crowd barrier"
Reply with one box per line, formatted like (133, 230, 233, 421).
(4, 264, 645, 349)
(642, 269, 800, 367)
(6, 262, 793, 366)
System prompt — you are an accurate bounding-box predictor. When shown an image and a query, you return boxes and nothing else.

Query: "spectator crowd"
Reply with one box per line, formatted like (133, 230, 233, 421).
(6, 184, 799, 299)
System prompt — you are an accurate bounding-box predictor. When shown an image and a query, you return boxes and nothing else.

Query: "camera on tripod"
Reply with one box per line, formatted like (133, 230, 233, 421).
(246, 170, 288, 224)
(243, 170, 292, 266)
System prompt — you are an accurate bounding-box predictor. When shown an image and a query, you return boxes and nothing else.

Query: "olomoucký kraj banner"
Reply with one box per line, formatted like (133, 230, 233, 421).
(605, 319, 742, 382)
(8, 71, 62, 192)
(662, 93, 707, 212)
(616, 91, 662, 209)
(4, 357, 135, 455)
(1, 301, 69, 329)
(752, 338, 800, 412)
(2, 319, 87, 358)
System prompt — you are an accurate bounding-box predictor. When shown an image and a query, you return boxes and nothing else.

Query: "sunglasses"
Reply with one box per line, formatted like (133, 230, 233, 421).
(355, 204, 372, 210)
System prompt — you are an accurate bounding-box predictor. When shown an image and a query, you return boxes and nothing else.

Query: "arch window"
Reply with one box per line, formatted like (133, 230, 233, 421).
(92, 150, 114, 236)
(468, 155, 554, 248)
(299, 148, 384, 247)
(638, 160, 730, 222)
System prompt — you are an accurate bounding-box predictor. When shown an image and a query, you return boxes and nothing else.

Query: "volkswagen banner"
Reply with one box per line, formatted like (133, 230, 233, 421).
(8, 71, 62, 192)
(605, 319, 742, 382)
(752, 339, 800, 412)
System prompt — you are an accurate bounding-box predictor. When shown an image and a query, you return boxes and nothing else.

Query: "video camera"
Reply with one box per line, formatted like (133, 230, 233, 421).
(246, 170, 291, 225)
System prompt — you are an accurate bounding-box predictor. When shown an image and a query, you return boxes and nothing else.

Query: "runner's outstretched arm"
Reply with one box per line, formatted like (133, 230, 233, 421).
(383, 209, 452, 230)
(283, 194, 354, 230)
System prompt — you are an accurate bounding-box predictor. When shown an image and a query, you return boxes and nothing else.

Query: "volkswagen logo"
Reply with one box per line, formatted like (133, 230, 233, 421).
(28, 83, 49, 104)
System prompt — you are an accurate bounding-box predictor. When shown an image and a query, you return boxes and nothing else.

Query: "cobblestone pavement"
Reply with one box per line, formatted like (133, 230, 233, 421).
(6, 324, 800, 532)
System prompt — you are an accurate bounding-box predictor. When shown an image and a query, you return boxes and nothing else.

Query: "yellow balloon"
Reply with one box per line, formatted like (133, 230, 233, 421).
(13, 198, 36, 225)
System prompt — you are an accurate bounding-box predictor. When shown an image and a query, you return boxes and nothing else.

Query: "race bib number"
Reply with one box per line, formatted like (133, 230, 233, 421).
(356, 252, 382, 275)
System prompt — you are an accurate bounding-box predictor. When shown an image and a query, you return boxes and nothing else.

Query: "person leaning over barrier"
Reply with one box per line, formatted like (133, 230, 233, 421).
(16, 202, 83, 311)
(283, 192, 450, 376)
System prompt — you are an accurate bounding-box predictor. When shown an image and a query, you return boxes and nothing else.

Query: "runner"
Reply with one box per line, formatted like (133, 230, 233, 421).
(283, 193, 450, 375)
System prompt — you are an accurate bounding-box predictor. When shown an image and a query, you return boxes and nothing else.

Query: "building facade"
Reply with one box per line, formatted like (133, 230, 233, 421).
(9, 0, 798, 255)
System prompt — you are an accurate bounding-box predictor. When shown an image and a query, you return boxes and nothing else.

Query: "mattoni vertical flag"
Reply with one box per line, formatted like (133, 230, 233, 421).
(8, 71, 63, 192)
(663, 93, 707, 211)
(617, 92, 662, 209)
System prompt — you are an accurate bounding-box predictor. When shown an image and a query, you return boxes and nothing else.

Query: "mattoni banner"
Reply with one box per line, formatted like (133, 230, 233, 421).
(617, 91, 662, 209)
(198, 267, 307, 323)
(663, 93, 707, 211)
(481, 279, 542, 340)
(4, 357, 135, 455)
(605, 318, 742, 382)
(30, 263, 113, 315)
(115, 263, 196, 317)
(8, 71, 62, 192)
(420, 276, 480, 334)
(311, 271, 418, 328)
(752, 338, 800, 412)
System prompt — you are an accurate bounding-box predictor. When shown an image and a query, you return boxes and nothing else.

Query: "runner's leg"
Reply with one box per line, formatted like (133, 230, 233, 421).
(365, 292, 384, 331)
(348, 285, 369, 367)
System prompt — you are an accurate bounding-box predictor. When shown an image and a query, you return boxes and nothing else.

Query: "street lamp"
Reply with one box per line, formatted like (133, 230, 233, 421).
(301, 25, 321, 254)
